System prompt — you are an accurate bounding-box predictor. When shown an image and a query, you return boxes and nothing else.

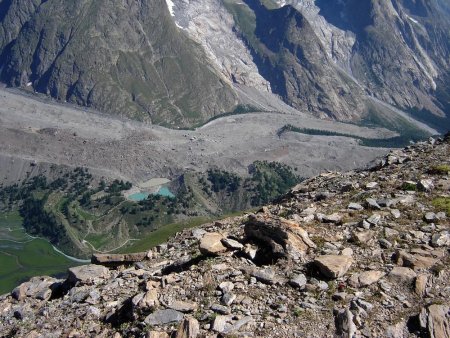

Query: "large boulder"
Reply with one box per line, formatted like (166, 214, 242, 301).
(199, 232, 227, 255)
(11, 276, 61, 301)
(67, 264, 110, 286)
(245, 213, 316, 260)
(418, 304, 450, 338)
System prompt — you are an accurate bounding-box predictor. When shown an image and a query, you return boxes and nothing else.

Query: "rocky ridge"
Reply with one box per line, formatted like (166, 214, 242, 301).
(1, 136, 449, 337)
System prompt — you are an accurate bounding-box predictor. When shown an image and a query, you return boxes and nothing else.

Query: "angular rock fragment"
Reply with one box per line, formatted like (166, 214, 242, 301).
(366, 182, 378, 189)
(175, 317, 200, 338)
(352, 230, 376, 244)
(91, 252, 147, 266)
(348, 202, 364, 211)
(424, 212, 436, 223)
(385, 321, 407, 338)
(335, 308, 357, 337)
(314, 255, 353, 279)
(367, 214, 381, 225)
(218, 281, 234, 293)
(395, 250, 438, 270)
(415, 274, 431, 297)
(366, 198, 381, 210)
(322, 213, 343, 224)
(132, 290, 159, 312)
(388, 267, 417, 283)
(349, 270, 385, 288)
(390, 209, 401, 219)
(199, 232, 227, 255)
(211, 315, 232, 333)
(211, 304, 230, 315)
(68, 265, 110, 286)
(289, 273, 307, 289)
(145, 309, 184, 326)
(222, 316, 254, 334)
(243, 266, 280, 285)
(432, 232, 450, 247)
(221, 238, 243, 250)
(168, 300, 197, 313)
(221, 292, 236, 306)
(418, 179, 434, 192)
(419, 304, 450, 338)
(12, 276, 60, 301)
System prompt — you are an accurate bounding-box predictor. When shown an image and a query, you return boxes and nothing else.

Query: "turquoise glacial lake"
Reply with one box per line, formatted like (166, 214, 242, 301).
(129, 187, 175, 201)
(157, 187, 175, 198)
(128, 192, 150, 201)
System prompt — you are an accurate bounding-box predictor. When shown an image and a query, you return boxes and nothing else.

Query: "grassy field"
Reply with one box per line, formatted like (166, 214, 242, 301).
(119, 216, 211, 253)
(0, 211, 78, 295)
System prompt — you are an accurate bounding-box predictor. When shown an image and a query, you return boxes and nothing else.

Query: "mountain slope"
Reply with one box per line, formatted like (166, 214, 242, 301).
(0, 0, 448, 130)
(171, 0, 449, 129)
(278, 0, 450, 123)
(0, 0, 238, 127)
(238, 1, 367, 120)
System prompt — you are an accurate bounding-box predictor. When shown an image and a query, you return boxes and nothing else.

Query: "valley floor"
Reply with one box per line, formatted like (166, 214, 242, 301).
(0, 86, 392, 185)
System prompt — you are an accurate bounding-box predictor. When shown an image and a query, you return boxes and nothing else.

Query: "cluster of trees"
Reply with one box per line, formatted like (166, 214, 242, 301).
(207, 169, 241, 193)
(277, 124, 425, 148)
(108, 180, 132, 194)
(20, 197, 69, 246)
(249, 161, 302, 206)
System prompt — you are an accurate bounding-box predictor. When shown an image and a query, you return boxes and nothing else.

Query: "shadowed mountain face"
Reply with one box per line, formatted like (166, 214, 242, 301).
(238, 0, 367, 120)
(315, 0, 450, 120)
(0, 0, 237, 127)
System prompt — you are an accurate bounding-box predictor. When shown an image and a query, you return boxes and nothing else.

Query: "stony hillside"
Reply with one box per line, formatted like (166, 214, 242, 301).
(1, 135, 449, 337)
(0, 0, 237, 127)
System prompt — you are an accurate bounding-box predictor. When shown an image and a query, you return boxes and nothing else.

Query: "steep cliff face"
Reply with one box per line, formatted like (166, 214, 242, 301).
(0, 0, 238, 127)
(242, 1, 367, 120)
(314, 0, 450, 119)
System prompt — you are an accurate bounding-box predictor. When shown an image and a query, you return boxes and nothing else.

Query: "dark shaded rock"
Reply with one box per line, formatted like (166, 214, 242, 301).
(245, 213, 316, 260)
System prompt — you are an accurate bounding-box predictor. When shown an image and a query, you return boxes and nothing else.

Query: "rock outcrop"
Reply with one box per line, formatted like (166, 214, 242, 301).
(0, 136, 449, 337)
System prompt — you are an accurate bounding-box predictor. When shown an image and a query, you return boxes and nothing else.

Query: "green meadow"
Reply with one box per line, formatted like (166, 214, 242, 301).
(0, 212, 78, 295)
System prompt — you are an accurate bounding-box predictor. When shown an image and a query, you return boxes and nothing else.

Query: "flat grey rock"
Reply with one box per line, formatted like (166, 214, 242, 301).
(144, 309, 184, 325)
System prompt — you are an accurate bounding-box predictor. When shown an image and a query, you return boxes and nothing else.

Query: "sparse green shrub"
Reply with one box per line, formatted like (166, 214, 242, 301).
(429, 164, 450, 175)
(432, 197, 450, 214)
(401, 182, 417, 191)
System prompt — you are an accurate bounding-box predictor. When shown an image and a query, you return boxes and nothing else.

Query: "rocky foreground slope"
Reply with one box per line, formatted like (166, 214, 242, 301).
(1, 136, 449, 337)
